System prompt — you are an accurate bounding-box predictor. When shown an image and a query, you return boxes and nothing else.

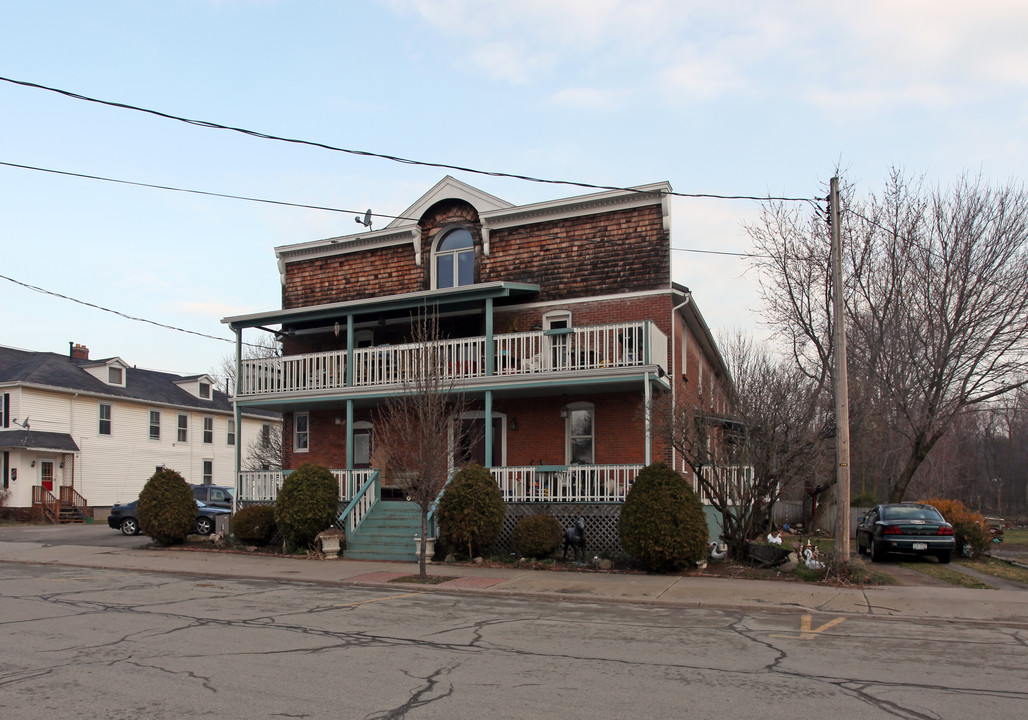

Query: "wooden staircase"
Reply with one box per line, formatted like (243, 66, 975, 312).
(33, 486, 88, 524)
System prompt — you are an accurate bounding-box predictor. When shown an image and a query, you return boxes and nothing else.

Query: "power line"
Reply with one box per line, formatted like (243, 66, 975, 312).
(0, 272, 243, 346)
(0, 160, 418, 222)
(1, 75, 815, 204)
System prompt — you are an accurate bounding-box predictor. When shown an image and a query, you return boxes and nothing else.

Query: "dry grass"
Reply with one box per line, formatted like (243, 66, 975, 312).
(956, 556, 1028, 585)
(898, 562, 991, 589)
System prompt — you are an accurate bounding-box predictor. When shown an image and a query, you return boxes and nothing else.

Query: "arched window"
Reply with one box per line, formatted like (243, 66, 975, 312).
(433, 228, 474, 289)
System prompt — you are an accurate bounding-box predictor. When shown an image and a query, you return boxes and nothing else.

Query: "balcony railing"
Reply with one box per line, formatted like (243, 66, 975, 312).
(238, 464, 642, 504)
(238, 321, 668, 397)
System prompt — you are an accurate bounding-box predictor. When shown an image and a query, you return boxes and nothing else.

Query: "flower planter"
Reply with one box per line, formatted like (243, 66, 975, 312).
(413, 536, 436, 562)
(317, 530, 345, 558)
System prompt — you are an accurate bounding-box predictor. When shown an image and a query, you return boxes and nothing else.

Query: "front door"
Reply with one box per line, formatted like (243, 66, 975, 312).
(39, 460, 54, 493)
(456, 418, 503, 468)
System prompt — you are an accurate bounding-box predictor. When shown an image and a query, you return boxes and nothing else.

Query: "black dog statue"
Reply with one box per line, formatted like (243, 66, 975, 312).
(563, 516, 586, 563)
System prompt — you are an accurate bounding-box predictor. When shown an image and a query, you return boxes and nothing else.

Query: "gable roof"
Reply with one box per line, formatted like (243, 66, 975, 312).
(0, 345, 275, 417)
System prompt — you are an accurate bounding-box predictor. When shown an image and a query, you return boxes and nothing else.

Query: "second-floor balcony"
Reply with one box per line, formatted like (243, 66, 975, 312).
(237, 320, 668, 399)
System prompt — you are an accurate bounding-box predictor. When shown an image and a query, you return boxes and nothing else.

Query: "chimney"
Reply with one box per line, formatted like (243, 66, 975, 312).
(69, 343, 90, 360)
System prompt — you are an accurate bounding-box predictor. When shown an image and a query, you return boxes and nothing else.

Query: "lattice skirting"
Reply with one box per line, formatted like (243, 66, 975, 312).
(494, 503, 624, 557)
(237, 500, 626, 555)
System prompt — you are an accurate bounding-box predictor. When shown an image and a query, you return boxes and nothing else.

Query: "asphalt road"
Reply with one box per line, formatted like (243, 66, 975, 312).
(2, 561, 1026, 719)
(0, 522, 151, 548)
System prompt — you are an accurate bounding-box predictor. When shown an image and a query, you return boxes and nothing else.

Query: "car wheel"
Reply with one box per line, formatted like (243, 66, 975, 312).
(120, 518, 139, 536)
(870, 537, 885, 562)
(936, 550, 951, 564)
(195, 517, 214, 536)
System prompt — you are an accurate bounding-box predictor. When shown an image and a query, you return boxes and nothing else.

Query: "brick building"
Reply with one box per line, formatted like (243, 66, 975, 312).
(223, 177, 731, 558)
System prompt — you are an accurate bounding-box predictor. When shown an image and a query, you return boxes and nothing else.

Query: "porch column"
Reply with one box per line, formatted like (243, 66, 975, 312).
(484, 390, 493, 468)
(345, 314, 354, 387)
(485, 298, 494, 376)
(644, 372, 652, 465)
(345, 399, 354, 470)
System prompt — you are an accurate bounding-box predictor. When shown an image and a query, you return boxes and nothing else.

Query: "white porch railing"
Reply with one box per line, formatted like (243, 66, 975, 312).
(237, 321, 668, 396)
(238, 469, 374, 503)
(491, 464, 642, 503)
(240, 465, 643, 504)
(698, 465, 755, 504)
(239, 350, 346, 395)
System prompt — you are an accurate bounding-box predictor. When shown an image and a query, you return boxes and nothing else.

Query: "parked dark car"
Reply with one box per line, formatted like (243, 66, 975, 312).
(107, 500, 231, 536)
(191, 484, 235, 510)
(856, 503, 956, 563)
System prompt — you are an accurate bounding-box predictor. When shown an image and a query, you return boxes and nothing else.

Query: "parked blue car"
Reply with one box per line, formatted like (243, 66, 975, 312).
(108, 499, 231, 536)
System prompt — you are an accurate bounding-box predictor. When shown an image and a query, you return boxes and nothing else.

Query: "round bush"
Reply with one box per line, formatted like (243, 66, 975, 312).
(138, 468, 196, 546)
(232, 504, 278, 546)
(274, 463, 339, 550)
(513, 515, 562, 559)
(436, 463, 505, 559)
(619, 462, 709, 572)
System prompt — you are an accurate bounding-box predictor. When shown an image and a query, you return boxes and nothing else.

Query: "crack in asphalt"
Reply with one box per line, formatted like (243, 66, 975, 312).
(4, 569, 1027, 717)
(363, 663, 459, 719)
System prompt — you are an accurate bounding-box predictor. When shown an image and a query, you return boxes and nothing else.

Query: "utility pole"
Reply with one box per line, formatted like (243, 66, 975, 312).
(830, 176, 852, 562)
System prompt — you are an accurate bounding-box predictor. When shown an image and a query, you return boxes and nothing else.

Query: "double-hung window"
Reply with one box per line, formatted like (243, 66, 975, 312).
(227, 419, 236, 446)
(203, 416, 214, 444)
(294, 413, 309, 452)
(177, 414, 188, 442)
(149, 410, 161, 440)
(98, 404, 112, 436)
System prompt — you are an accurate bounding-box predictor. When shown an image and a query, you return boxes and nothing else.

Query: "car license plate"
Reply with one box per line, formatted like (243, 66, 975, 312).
(912, 542, 928, 550)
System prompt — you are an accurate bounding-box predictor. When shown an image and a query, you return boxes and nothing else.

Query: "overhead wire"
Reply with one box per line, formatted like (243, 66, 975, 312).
(0, 272, 251, 347)
(0, 75, 815, 204)
(0, 160, 419, 222)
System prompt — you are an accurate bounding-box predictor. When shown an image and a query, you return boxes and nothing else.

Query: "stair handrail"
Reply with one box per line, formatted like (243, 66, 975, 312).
(336, 470, 380, 537)
(426, 469, 459, 539)
(35, 487, 60, 524)
(59, 486, 88, 517)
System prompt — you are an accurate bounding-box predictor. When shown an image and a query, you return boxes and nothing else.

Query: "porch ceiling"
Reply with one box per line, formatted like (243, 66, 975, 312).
(223, 282, 541, 331)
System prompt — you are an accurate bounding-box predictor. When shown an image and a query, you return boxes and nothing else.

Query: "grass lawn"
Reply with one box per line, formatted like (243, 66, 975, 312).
(1001, 527, 1028, 546)
(898, 561, 991, 589)
(956, 556, 1028, 585)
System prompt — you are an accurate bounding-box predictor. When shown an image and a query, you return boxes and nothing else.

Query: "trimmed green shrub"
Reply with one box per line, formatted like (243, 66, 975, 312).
(919, 497, 992, 558)
(436, 463, 505, 558)
(619, 462, 708, 572)
(274, 463, 339, 550)
(232, 504, 277, 546)
(512, 514, 562, 559)
(138, 468, 196, 546)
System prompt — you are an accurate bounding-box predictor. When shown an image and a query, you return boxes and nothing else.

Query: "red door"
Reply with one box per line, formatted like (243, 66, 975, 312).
(40, 460, 55, 493)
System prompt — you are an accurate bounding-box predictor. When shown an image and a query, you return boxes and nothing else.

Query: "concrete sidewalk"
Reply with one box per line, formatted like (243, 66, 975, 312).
(2, 539, 1026, 624)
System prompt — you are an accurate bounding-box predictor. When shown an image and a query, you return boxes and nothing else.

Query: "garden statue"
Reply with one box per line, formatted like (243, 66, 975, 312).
(563, 516, 587, 563)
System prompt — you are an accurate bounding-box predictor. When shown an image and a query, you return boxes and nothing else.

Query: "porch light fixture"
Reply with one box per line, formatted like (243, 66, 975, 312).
(560, 406, 568, 419)
(510, 418, 517, 431)
(30, 460, 35, 467)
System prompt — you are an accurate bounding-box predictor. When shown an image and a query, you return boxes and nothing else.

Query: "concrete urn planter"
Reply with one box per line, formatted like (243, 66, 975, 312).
(317, 529, 345, 558)
(413, 536, 436, 562)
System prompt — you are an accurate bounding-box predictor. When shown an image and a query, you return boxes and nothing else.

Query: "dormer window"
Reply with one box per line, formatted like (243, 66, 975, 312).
(433, 227, 474, 289)
(108, 367, 123, 385)
(199, 381, 211, 399)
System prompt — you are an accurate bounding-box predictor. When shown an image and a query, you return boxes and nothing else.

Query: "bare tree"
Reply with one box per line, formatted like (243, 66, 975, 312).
(372, 313, 476, 578)
(243, 423, 282, 472)
(750, 171, 1028, 502)
(657, 332, 832, 560)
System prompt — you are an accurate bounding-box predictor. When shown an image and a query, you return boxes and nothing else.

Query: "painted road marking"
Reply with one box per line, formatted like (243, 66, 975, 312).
(770, 614, 847, 639)
(334, 593, 421, 607)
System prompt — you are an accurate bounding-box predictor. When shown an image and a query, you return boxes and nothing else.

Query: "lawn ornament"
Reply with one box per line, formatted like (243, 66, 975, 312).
(563, 516, 587, 563)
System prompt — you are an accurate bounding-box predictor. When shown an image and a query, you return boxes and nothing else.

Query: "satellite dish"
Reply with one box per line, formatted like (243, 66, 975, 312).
(355, 209, 373, 229)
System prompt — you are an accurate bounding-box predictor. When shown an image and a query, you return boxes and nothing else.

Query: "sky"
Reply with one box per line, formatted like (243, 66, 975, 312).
(2, 0, 1027, 376)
